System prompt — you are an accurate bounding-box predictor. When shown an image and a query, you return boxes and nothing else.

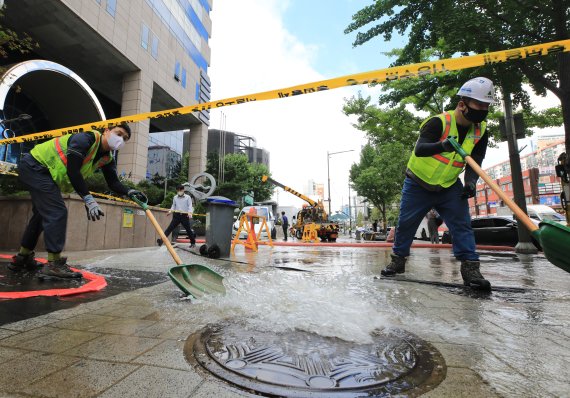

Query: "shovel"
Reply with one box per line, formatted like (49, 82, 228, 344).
(448, 137, 570, 273)
(129, 193, 226, 298)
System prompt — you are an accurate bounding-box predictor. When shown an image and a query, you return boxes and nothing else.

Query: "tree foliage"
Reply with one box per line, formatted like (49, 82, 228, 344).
(0, 5, 37, 70)
(206, 152, 273, 203)
(345, 0, 570, 165)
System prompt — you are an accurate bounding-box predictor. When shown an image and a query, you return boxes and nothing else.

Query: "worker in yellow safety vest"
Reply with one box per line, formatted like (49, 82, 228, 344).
(381, 77, 495, 291)
(9, 124, 144, 280)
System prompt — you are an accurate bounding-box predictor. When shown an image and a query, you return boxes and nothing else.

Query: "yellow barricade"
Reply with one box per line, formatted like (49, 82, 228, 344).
(231, 213, 274, 252)
(302, 223, 320, 243)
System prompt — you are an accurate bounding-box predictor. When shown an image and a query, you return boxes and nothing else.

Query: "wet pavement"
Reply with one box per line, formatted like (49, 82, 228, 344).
(0, 239, 569, 397)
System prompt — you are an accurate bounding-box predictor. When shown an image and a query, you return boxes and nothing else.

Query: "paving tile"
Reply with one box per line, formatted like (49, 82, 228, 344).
(134, 322, 193, 340)
(0, 351, 79, 391)
(17, 328, 100, 353)
(0, 328, 18, 340)
(191, 380, 256, 398)
(49, 314, 116, 331)
(90, 304, 159, 319)
(422, 367, 501, 397)
(64, 334, 162, 362)
(87, 318, 157, 336)
(98, 365, 202, 398)
(20, 358, 139, 398)
(131, 339, 190, 370)
(480, 370, 556, 398)
(1, 315, 60, 332)
(431, 342, 513, 373)
(0, 326, 60, 348)
(0, 346, 27, 363)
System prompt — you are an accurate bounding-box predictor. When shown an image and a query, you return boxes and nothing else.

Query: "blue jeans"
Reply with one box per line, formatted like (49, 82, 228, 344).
(18, 154, 67, 253)
(393, 176, 478, 261)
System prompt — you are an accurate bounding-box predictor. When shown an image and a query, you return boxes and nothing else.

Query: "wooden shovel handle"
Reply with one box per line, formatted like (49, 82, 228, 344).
(463, 156, 538, 232)
(145, 209, 183, 265)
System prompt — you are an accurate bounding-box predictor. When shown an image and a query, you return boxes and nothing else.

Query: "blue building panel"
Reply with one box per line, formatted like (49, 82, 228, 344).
(177, 0, 209, 41)
(145, 0, 209, 72)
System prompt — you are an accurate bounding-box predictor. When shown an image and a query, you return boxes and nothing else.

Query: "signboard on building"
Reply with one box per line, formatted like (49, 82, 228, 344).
(122, 208, 134, 228)
(540, 195, 561, 206)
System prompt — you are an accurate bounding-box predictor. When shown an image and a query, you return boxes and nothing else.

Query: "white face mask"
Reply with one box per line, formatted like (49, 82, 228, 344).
(107, 132, 125, 151)
(177, 191, 185, 197)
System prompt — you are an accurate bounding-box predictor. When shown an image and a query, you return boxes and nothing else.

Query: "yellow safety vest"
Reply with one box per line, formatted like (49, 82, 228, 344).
(30, 131, 113, 193)
(407, 111, 485, 188)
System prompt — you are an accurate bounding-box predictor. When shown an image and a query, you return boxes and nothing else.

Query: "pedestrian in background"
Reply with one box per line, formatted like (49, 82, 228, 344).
(158, 184, 196, 248)
(281, 211, 289, 241)
(10, 124, 143, 279)
(427, 209, 441, 244)
(381, 77, 495, 291)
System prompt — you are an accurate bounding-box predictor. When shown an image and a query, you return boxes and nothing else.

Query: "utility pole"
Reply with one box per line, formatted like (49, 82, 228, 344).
(504, 92, 538, 254)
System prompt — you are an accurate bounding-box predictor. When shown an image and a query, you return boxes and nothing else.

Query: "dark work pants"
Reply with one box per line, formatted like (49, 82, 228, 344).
(164, 213, 195, 244)
(282, 224, 288, 240)
(18, 154, 68, 253)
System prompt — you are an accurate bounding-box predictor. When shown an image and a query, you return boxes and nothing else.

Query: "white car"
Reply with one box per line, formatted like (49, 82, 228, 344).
(232, 206, 277, 240)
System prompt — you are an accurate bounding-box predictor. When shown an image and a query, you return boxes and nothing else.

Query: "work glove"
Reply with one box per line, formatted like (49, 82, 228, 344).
(441, 138, 455, 153)
(83, 194, 104, 221)
(461, 181, 477, 199)
(127, 189, 145, 201)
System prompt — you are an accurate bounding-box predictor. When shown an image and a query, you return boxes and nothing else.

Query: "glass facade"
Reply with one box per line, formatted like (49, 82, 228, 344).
(141, 23, 149, 50)
(144, 0, 209, 71)
(149, 130, 185, 155)
(106, 0, 117, 16)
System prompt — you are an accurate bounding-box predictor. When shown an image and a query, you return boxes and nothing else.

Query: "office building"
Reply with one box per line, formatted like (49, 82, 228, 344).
(1, 0, 213, 181)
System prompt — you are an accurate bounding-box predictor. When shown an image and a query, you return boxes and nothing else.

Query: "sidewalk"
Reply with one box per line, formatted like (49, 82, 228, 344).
(0, 243, 568, 397)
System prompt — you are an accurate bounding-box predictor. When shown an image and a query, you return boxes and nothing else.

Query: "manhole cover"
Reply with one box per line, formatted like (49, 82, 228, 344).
(185, 322, 446, 397)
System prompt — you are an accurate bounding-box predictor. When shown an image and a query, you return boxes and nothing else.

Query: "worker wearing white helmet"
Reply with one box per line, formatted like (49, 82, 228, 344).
(381, 77, 495, 291)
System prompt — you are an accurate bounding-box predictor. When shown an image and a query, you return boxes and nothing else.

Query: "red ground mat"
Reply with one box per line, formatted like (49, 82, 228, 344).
(0, 254, 107, 299)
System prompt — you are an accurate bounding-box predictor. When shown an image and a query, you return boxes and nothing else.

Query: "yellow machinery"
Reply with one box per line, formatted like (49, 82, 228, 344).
(262, 175, 340, 242)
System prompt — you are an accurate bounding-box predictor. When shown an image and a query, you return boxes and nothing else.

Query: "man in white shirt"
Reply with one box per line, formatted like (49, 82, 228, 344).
(158, 184, 196, 248)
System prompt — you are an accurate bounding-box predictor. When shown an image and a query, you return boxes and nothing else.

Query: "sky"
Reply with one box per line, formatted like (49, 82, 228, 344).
(206, 0, 564, 209)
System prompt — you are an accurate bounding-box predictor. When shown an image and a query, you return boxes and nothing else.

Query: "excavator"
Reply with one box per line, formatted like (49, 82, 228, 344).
(261, 175, 340, 242)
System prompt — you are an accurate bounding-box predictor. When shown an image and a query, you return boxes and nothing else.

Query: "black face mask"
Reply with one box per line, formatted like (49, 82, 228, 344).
(462, 103, 488, 124)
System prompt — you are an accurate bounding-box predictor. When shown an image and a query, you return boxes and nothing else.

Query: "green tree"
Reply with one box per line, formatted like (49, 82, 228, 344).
(345, 0, 570, 168)
(206, 152, 273, 203)
(0, 6, 37, 69)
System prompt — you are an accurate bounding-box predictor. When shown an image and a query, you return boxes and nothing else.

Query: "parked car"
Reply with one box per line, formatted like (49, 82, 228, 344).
(232, 205, 277, 240)
(442, 215, 541, 249)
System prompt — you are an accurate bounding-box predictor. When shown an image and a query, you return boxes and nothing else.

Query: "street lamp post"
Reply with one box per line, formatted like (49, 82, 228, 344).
(327, 149, 355, 216)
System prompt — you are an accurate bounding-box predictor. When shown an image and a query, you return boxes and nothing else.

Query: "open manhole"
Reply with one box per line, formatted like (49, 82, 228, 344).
(185, 321, 446, 397)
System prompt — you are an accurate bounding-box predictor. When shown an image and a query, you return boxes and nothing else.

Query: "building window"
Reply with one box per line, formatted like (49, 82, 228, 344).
(151, 34, 159, 59)
(141, 23, 149, 50)
(174, 61, 181, 81)
(106, 0, 116, 16)
(181, 68, 187, 88)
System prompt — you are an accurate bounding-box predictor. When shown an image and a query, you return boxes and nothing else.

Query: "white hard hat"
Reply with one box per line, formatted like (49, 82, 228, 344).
(457, 77, 496, 103)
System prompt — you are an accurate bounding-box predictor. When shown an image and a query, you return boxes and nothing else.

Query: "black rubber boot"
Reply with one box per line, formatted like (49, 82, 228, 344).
(381, 254, 407, 276)
(8, 252, 42, 272)
(38, 258, 82, 280)
(461, 260, 491, 291)
(157, 238, 163, 247)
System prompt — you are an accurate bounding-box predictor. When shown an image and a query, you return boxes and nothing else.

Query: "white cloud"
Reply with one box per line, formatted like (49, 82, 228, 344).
(208, 0, 366, 208)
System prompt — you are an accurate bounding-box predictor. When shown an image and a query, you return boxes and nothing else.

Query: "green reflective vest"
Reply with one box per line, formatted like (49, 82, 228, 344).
(407, 111, 486, 188)
(30, 131, 113, 193)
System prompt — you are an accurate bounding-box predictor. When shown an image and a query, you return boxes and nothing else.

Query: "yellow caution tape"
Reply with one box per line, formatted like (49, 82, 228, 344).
(0, 39, 568, 146)
(0, 168, 205, 216)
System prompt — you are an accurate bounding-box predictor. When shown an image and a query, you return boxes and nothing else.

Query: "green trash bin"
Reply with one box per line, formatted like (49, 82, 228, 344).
(204, 196, 239, 258)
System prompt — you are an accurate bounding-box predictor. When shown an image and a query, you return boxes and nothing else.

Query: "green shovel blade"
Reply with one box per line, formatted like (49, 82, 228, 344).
(533, 220, 570, 274)
(168, 264, 226, 298)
